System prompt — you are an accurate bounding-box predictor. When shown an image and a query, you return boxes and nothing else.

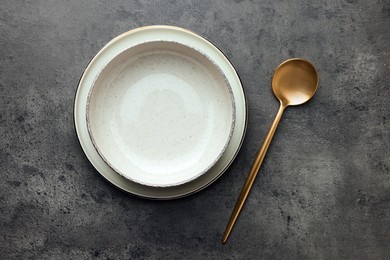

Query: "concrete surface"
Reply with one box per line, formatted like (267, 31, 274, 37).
(1, 0, 389, 259)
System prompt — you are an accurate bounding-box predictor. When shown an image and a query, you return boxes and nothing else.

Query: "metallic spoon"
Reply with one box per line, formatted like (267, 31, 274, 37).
(222, 58, 319, 243)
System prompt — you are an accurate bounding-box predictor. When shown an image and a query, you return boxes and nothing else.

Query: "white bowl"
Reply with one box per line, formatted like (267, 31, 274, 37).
(86, 40, 235, 187)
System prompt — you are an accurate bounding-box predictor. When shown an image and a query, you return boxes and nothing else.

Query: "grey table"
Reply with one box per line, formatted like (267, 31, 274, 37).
(1, 1, 389, 259)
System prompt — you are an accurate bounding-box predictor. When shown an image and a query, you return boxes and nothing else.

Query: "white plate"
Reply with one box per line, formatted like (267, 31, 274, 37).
(74, 26, 247, 199)
(86, 40, 235, 187)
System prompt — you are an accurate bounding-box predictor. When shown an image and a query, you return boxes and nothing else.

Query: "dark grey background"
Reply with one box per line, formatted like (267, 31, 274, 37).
(1, 0, 389, 259)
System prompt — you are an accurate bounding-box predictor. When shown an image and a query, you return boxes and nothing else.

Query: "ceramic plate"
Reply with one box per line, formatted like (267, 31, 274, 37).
(74, 25, 247, 199)
(86, 40, 235, 187)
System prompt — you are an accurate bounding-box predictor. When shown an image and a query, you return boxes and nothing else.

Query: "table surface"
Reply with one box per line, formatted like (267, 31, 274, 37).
(1, 1, 389, 259)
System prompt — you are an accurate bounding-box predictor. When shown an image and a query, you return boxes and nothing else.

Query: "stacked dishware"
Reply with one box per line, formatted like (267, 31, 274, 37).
(74, 26, 247, 199)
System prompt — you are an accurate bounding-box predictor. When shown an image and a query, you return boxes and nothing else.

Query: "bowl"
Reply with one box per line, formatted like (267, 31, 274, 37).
(86, 40, 235, 187)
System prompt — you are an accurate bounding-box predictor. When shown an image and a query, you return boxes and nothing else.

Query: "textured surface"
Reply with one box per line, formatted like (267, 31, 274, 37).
(0, 0, 389, 259)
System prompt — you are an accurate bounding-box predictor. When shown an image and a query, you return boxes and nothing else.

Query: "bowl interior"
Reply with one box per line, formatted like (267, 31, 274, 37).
(87, 41, 235, 187)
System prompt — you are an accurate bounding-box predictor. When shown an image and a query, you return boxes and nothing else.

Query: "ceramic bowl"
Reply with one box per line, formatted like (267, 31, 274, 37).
(86, 40, 235, 187)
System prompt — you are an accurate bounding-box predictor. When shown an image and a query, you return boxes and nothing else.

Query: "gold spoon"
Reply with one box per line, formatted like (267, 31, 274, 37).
(222, 58, 319, 243)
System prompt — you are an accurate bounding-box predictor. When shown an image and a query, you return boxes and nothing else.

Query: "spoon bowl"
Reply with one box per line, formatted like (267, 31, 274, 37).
(272, 58, 318, 106)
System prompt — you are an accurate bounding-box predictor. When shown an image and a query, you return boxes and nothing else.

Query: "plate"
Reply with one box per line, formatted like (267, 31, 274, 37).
(74, 25, 247, 199)
(86, 40, 235, 187)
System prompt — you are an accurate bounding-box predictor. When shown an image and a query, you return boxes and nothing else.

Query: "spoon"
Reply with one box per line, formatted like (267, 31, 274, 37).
(222, 58, 319, 243)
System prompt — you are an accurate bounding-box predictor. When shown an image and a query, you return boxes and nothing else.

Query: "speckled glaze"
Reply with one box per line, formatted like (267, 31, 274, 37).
(86, 40, 235, 187)
(75, 26, 247, 198)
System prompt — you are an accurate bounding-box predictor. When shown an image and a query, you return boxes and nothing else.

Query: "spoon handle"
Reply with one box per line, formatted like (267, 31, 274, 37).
(222, 102, 286, 243)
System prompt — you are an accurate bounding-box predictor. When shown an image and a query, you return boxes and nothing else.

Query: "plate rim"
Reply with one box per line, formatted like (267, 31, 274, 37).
(73, 25, 248, 199)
